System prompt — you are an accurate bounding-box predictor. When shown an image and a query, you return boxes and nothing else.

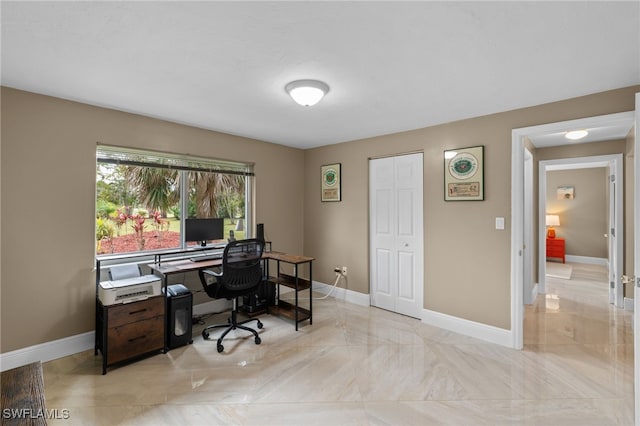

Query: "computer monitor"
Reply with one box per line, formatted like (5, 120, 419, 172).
(185, 218, 224, 247)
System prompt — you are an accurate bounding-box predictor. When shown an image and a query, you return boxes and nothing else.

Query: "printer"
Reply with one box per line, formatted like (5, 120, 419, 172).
(99, 263, 162, 305)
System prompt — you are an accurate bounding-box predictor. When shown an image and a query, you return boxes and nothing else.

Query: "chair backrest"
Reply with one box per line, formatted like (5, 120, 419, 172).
(219, 239, 264, 292)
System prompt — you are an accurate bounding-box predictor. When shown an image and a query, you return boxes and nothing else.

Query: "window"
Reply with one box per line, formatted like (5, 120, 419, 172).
(96, 145, 253, 255)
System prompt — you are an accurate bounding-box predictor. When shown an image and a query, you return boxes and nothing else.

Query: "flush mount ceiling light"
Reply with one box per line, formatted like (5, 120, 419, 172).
(565, 129, 589, 140)
(285, 79, 329, 106)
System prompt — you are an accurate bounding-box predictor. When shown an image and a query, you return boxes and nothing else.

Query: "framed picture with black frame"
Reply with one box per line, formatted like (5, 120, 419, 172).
(444, 145, 484, 201)
(321, 163, 341, 202)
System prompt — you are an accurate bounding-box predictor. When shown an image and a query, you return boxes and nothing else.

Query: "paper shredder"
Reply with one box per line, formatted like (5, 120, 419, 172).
(166, 284, 193, 349)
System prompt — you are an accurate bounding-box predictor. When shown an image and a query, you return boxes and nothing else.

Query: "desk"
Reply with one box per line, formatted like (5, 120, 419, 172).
(149, 250, 314, 330)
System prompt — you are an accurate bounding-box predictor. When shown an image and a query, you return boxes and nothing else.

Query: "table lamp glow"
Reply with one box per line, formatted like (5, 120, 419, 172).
(545, 214, 560, 238)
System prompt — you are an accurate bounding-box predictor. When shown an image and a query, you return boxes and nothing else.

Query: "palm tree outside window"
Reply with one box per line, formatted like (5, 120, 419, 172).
(95, 145, 253, 255)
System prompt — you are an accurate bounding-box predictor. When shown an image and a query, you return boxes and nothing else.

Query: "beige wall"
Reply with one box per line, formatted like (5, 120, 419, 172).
(2, 85, 637, 354)
(304, 86, 638, 330)
(1, 87, 305, 353)
(545, 168, 608, 258)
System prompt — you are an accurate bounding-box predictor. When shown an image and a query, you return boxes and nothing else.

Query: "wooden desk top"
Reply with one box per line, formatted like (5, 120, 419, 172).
(263, 251, 315, 264)
(149, 250, 314, 276)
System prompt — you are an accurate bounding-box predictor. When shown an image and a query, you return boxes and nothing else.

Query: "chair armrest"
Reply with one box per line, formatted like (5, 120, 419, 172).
(202, 269, 222, 278)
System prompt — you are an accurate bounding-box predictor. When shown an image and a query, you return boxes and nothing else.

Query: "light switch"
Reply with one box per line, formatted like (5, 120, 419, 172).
(495, 217, 505, 230)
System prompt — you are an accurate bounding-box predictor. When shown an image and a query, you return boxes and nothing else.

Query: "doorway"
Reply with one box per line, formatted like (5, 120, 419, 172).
(510, 111, 635, 350)
(369, 152, 424, 318)
(538, 155, 623, 304)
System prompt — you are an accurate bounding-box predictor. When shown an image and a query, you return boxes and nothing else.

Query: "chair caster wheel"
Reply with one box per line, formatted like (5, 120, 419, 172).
(217, 343, 224, 353)
(202, 331, 209, 339)
(257, 321, 263, 329)
(255, 336, 261, 345)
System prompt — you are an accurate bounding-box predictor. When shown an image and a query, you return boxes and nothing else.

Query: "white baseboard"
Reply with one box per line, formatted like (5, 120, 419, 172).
(421, 308, 512, 348)
(314, 280, 512, 347)
(313, 280, 370, 306)
(565, 255, 607, 266)
(0, 283, 515, 371)
(0, 299, 230, 372)
(0, 331, 95, 372)
(531, 282, 539, 300)
(625, 297, 634, 312)
(524, 283, 539, 305)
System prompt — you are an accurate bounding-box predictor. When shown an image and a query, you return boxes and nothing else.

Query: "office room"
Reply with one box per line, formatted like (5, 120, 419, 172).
(1, 2, 639, 425)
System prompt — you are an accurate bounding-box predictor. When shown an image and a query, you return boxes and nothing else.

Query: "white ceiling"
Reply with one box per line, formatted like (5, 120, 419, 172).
(2, 1, 639, 149)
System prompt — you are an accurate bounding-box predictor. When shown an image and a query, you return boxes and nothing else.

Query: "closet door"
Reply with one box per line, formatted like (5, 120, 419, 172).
(369, 153, 423, 318)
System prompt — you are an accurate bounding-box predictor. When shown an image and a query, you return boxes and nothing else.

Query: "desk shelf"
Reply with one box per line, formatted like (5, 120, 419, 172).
(270, 300, 311, 322)
(268, 273, 311, 291)
(263, 252, 314, 331)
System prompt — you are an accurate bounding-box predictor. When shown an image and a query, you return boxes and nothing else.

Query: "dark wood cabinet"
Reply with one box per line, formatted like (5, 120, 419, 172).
(96, 296, 165, 374)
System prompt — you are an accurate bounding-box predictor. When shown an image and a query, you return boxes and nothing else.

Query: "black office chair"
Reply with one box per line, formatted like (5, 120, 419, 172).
(198, 238, 265, 353)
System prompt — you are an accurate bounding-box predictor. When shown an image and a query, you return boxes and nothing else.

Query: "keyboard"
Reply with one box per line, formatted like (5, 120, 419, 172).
(189, 254, 222, 262)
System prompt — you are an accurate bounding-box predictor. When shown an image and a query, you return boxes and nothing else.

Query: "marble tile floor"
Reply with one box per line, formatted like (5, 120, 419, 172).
(42, 262, 634, 425)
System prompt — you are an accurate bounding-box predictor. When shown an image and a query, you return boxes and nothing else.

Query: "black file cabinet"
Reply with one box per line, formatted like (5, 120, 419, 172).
(166, 284, 193, 349)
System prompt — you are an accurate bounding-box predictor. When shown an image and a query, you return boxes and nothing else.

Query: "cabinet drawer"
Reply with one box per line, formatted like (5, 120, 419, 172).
(547, 249, 564, 257)
(108, 297, 164, 328)
(107, 315, 164, 364)
(546, 239, 564, 251)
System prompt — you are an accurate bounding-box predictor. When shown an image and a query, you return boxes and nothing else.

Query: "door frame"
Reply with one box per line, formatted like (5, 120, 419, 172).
(523, 148, 535, 304)
(537, 154, 623, 303)
(510, 110, 634, 350)
(633, 93, 639, 426)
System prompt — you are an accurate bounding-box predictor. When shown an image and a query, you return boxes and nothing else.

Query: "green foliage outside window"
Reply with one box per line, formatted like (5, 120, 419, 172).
(96, 163, 247, 254)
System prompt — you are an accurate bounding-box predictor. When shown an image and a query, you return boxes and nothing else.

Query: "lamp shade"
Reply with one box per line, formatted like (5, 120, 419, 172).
(545, 215, 560, 227)
(285, 80, 329, 106)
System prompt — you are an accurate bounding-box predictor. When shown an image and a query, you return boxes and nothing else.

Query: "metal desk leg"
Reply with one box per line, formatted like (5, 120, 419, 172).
(294, 264, 299, 331)
(309, 261, 313, 325)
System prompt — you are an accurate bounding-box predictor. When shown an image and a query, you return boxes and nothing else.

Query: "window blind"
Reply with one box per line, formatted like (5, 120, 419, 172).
(96, 144, 254, 176)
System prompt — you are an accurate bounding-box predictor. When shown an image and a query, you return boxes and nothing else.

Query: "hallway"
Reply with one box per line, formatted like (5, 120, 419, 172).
(524, 262, 634, 421)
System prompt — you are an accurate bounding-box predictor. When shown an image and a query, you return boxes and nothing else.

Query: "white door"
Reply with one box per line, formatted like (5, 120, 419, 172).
(633, 93, 639, 426)
(369, 153, 424, 318)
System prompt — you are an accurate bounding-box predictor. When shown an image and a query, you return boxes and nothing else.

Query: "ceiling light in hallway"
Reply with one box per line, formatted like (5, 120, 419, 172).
(565, 129, 589, 140)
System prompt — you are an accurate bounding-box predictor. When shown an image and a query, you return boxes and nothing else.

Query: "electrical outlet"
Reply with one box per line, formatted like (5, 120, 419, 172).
(342, 266, 347, 276)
